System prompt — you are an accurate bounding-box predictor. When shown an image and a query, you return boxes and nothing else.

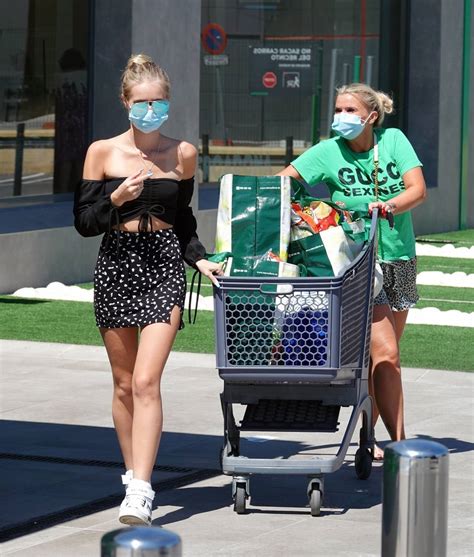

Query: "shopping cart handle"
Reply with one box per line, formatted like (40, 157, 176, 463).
(370, 207, 394, 229)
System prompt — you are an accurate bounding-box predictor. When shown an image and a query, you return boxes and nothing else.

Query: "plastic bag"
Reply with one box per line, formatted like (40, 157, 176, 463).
(288, 183, 367, 277)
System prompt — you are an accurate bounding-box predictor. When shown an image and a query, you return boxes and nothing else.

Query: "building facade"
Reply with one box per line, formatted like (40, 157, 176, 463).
(0, 0, 472, 289)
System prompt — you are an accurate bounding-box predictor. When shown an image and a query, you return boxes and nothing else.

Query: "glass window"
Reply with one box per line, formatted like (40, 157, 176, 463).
(199, 0, 381, 187)
(0, 0, 88, 197)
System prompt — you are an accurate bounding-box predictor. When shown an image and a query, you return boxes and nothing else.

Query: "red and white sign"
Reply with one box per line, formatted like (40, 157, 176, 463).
(262, 71, 277, 89)
(201, 23, 227, 55)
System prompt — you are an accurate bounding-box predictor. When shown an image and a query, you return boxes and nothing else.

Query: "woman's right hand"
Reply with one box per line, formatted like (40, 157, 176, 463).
(110, 169, 145, 207)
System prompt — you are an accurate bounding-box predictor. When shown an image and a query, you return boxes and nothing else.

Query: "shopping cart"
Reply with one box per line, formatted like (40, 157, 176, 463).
(213, 211, 379, 516)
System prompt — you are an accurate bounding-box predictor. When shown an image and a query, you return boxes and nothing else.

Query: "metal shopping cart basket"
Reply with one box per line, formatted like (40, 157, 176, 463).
(213, 211, 378, 516)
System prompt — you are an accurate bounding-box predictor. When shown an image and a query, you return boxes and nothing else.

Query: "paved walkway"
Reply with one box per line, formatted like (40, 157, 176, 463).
(1, 340, 473, 556)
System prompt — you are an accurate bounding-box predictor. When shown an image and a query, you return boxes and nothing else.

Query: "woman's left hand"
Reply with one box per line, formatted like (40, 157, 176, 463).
(195, 259, 224, 287)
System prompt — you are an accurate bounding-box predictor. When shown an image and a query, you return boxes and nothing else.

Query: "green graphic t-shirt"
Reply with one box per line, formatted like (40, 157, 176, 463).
(291, 128, 422, 261)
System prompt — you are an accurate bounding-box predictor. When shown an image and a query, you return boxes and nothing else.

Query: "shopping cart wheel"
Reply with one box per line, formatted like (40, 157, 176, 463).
(233, 483, 247, 514)
(355, 448, 373, 480)
(309, 489, 322, 517)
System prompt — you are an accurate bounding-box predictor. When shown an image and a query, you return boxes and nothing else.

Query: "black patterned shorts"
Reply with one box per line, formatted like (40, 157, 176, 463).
(94, 229, 186, 328)
(373, 257, 419, 312)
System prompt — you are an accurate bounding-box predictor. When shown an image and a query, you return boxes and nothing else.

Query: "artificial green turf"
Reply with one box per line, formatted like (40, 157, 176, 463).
(417, 284, 474, 312)
(416, 299, 474, 312)
(417, 256, 474, 274)
(0, 295, 216, 352)
(417, 228, 474, 245)
(3, 232, 473, 369)
(400, 325, 473, 372)
(0, 297, 102, 345)
(418, 285, 474, 302)
(77, 282, 93, 289)
(1, 293, 471, 370)
(174, 311, 215, 353)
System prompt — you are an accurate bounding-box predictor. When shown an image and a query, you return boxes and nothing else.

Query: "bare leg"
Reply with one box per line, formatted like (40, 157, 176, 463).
(371, 307, 409, 418)
(131, 306, 181, 482)
(368, 355, 384, 460)
(101, 327, 139, 471)
(370, 308, 410, 459)
(392, 309, 409, 342)
(371, 304, 406, 444)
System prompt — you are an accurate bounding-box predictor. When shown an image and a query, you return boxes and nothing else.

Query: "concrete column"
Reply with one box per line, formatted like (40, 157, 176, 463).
(404, 0, 473, 234)
(131, 0, 202, 214)
(131, 0, 201, 152)
(89, 0, 201, 214)
(88, 0, 132, 142)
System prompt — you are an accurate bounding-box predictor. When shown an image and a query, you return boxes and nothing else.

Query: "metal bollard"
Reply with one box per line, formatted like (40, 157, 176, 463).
(101, 526, 182, 556)
(381, 439, 449, 557)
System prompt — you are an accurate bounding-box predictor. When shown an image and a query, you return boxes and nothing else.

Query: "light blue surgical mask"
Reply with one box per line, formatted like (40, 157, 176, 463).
(331, 112, 371, 140)
(128, 100, 169, 133)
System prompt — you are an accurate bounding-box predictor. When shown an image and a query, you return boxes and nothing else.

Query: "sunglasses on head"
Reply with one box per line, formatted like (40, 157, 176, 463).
(129, 100, 169, 118)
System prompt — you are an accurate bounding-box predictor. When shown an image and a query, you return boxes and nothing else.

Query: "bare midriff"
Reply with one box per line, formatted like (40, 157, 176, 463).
(113, 217, 173, 232)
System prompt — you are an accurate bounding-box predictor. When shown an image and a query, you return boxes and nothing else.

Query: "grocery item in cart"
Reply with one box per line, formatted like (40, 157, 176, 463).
(289, 183, 366, 277)
(280, 307, 329, 366)
(223, 250, 299, 278)
(290, 200, 341, 240)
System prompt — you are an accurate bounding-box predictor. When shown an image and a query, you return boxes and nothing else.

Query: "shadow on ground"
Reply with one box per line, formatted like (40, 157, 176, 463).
(3, 420, 471, 541)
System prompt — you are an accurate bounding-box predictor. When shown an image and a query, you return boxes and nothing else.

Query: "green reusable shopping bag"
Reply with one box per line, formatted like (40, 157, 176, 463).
(288, 235, 334, 277)
(341, 203, 372, 244)
(215, 174, 292, 261)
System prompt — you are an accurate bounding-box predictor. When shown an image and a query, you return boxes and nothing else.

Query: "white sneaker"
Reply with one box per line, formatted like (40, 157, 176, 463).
(119, 478, 155, 526)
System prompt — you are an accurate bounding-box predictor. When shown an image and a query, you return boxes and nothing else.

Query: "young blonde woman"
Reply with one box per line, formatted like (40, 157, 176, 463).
(74, 54, 221, 525)
(278, 83, 427, 460)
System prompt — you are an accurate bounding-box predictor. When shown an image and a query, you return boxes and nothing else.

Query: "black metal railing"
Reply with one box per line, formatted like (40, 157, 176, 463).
(199, 134, 301, 183)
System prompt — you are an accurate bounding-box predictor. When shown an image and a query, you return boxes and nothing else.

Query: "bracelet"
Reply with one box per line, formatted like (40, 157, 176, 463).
(385, 202, 396, 213)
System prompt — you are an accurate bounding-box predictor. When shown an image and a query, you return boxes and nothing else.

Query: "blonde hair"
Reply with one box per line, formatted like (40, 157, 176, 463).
(120, 53, 170, 100)
(336, 83, 394, 126)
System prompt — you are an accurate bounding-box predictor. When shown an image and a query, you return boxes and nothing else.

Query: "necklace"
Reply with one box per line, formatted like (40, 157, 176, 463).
(136, 137, 161, 178)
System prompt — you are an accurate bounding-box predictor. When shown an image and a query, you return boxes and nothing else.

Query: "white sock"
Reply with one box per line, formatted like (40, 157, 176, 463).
(130, 478, 152, 490)
(121, 469, 134, 485)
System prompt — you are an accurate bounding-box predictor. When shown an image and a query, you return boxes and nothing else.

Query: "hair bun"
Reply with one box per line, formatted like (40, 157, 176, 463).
(121, 53, 171, 101)
(127, 53, 153, 69)
(377, 91, 394, 115)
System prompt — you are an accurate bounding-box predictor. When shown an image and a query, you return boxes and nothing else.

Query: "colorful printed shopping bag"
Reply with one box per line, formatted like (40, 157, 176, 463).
(288, 184, 367, 277)
(215, 174, 292, 261)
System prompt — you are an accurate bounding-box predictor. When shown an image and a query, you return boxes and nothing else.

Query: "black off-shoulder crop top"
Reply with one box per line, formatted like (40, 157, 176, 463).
(73, 176, 206, 267)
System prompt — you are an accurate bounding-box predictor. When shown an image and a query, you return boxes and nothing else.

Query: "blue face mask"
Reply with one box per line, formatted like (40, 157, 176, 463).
(331, 112, 370, 140)
(128, 100, 169, 133)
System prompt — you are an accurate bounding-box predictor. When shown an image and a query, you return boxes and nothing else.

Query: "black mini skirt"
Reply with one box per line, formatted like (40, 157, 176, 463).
(94, 229, 186, 329)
